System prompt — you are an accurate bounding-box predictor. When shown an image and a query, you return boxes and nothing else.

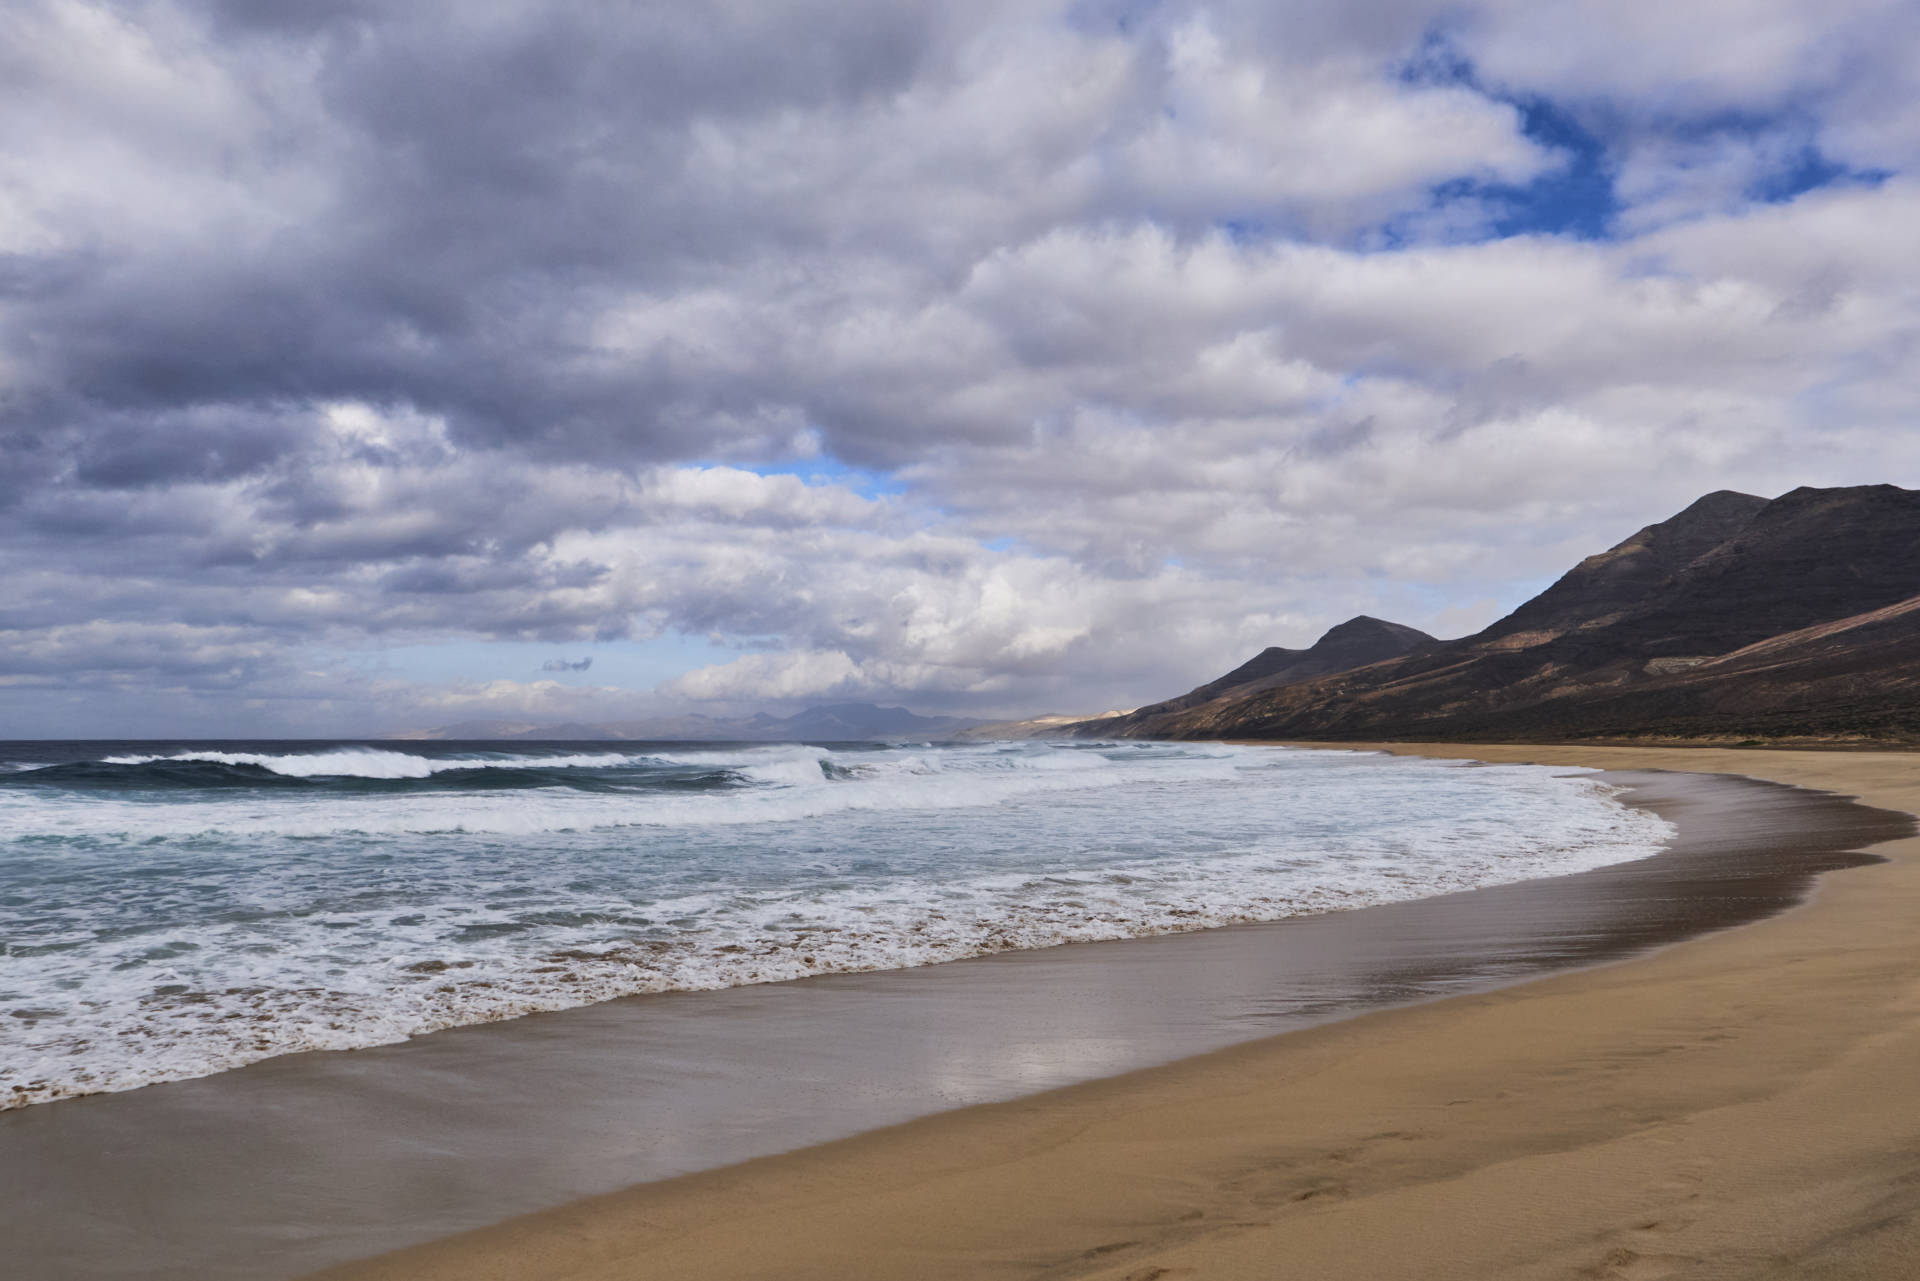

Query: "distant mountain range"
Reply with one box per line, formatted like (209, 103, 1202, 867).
(391, 702, 984, 742)
(948, 709, 1138, 740)
(1070, 484, 1920, 744)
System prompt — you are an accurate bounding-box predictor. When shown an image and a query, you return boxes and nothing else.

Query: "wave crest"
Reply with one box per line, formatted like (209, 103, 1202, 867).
(94, 748, 640, 779)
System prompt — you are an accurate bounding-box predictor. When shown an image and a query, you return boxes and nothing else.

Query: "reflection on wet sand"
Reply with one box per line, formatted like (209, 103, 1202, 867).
(0, 769, 1906, 1281)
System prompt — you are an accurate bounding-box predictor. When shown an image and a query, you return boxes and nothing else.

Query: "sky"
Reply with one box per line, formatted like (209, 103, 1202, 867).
(3, 0, 1918, 737)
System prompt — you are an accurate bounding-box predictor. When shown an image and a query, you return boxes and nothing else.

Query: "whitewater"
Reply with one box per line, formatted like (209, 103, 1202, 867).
(0, 739, 1673, 1109)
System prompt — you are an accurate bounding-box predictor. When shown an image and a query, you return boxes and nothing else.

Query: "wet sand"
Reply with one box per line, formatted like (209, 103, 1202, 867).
(306, 747, 1920, 1281)
(3, 751, 1913, 1280)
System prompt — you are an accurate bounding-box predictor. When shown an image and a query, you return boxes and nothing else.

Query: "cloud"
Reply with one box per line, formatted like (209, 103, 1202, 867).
(2, 0, 1917, 735)
(541, 657, 593, 672)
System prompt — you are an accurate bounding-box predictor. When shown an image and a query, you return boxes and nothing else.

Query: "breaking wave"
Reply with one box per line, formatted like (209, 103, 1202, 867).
(0, 740, 1673, 1109)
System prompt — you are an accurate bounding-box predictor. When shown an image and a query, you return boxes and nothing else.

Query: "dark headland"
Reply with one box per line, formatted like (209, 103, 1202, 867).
(1072, 483, 1920, 744)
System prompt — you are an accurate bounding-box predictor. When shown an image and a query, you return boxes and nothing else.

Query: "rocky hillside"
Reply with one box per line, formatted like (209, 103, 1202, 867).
(1092, 616, 1434, 738)
(1081, 485, 1920, 744)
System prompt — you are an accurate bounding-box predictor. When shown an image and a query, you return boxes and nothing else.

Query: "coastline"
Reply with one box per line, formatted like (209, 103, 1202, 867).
(298, 746, 1920, 1281)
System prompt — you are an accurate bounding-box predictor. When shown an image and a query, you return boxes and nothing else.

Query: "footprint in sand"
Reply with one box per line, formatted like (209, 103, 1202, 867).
(1583, 1245, 1702, 1279)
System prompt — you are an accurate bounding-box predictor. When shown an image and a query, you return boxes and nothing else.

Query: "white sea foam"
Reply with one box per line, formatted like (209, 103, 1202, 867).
(7, 743, 1206, 840)
(0, 742, 1673, 1109)
(98, 748, 640, 778)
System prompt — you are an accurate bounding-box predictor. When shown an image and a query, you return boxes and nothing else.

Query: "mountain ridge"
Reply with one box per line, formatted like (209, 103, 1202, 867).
(1070, 484, 1920, 744)
(1091, 615, 1436, 738)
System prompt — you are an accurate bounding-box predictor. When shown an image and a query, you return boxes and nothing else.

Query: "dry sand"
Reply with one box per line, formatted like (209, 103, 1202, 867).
(315, 746, 1920, 1281)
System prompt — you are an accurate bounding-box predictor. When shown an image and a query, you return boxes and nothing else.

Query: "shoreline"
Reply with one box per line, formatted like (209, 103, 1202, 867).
(3, 748, 1910, 1280)
(301, 746, 1919, 1281)
(0, 743, 1662, 1115)
(314, 745, 1920, 1275)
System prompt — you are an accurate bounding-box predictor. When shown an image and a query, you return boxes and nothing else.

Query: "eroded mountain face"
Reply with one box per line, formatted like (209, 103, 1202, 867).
(1092, 484, 1920, 744)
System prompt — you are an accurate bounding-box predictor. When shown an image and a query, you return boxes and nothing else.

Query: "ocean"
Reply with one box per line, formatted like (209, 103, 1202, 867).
(0, 739, 1672, 1110)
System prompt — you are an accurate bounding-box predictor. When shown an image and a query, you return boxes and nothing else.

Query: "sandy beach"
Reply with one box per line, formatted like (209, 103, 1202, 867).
(302, 745, 1920, 1281)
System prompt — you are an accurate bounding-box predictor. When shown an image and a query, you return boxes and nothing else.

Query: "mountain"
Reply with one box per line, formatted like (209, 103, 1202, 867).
(773, 703, 975, 739)
(1092, 616, 1435, 738)
(951, 710, 1138, 741)
(1476, 490, 1769, 646)
(1080, 484, 1920, 744)
(391, 702, 983, 742)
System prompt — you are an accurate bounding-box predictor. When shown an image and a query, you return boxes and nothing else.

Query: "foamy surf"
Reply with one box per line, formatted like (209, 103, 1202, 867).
(0, 740, 1673, 1109)
(98, 748, 644, 778)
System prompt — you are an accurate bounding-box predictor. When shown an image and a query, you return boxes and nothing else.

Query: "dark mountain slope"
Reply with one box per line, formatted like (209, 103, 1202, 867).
(1480, 489, 1768, 645)
(1095, 616, 1434, 737)
(1199, 617, 1436, 697)
(1091, 485, 1920, 744)
(1543, 485, 1920, 660)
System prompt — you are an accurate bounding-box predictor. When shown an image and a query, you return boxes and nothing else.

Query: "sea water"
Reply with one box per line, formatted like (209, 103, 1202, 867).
(0, 739, 1671, 1108)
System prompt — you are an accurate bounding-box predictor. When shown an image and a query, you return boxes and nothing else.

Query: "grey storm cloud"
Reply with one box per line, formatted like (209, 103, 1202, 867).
(2, 0, 1918, 736)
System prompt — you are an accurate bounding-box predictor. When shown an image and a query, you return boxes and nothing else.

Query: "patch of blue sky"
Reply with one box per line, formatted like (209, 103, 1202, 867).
(1748, 149, 1888, 205)
(1216, 218, 1270, 246)
(1305, 370, 1373, 415)
(709, 454, 910, 500)
(1486, 97, 1619, 239)
(334, 634, 737, 690)
(1064, 0, 1163, 37)
(1644, 106, 1890, 204)
(1385, 96, 1620, 245)
(1750, 147, 1852, 203)
(1391, 32, 1889, 245)
(1201, 61, 1617, 248)
(1352, 28, 1612, 243)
